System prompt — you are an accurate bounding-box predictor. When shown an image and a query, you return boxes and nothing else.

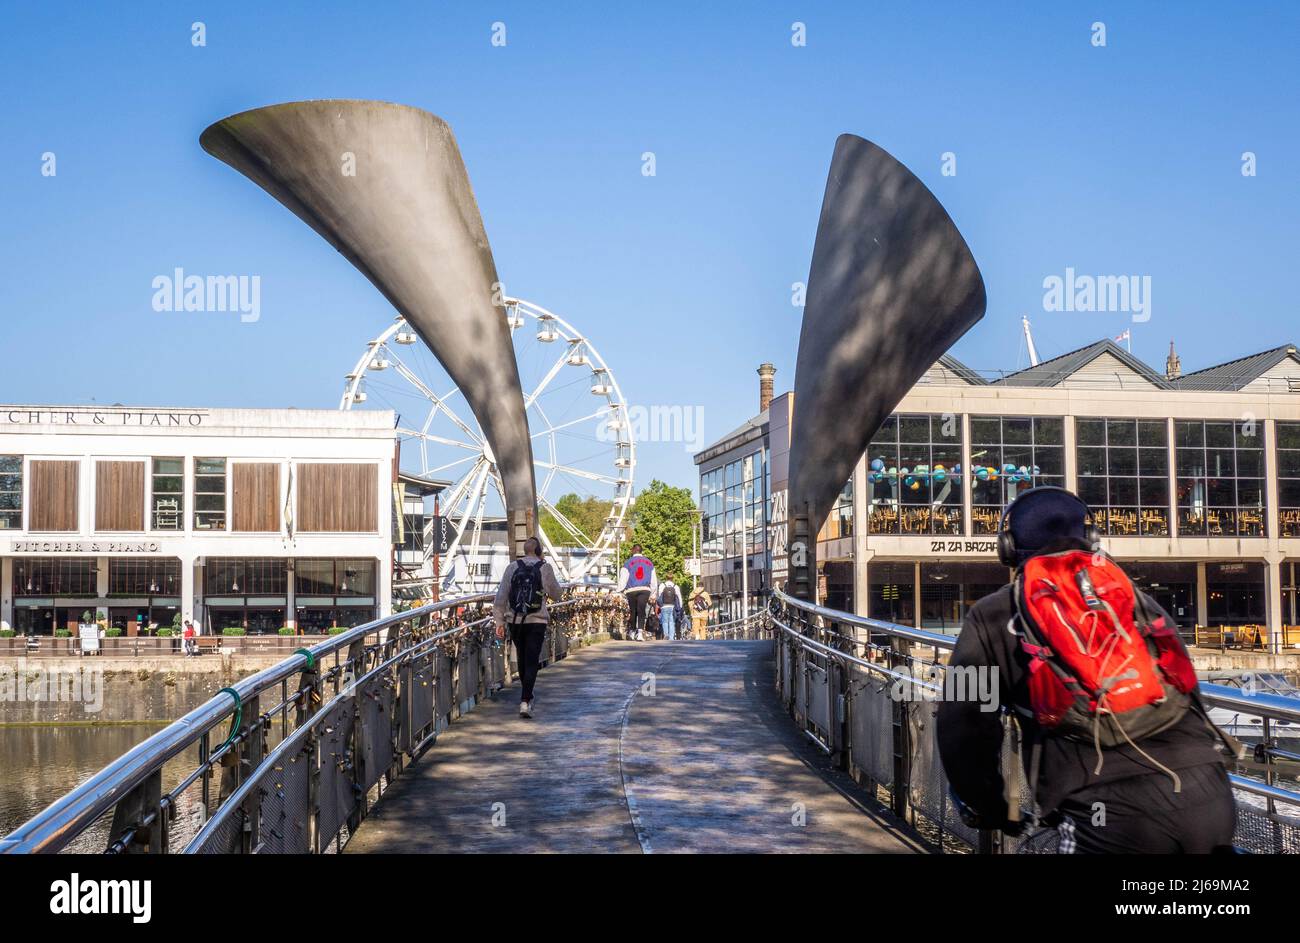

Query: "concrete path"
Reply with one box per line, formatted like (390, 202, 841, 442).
(344, 640, 922, 854)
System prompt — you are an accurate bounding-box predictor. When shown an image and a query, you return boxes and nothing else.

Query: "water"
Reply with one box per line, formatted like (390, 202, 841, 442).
(0, 677, 226, 851)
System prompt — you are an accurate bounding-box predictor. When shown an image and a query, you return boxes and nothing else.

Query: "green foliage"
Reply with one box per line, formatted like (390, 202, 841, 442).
(55, 629, 72, 638)
(157, 628, 174, 637)
(277, 627, 296, 636)
(626, 479, 697, 587)
(221, 627, 247, 637)
(0, 629, 15, 638)
(539, 493, 615, 547)
(105, 628, 123, 638)
(172, 613, 183, 630)
(80, 609, 93, 623)
(327, 627, 348, 636)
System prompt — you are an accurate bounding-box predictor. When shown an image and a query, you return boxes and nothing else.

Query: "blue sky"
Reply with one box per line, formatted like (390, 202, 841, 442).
(2, 2, 1297, 495)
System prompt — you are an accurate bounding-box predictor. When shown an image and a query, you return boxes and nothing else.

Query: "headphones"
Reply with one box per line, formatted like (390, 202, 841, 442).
(996, 485, 1100, 568)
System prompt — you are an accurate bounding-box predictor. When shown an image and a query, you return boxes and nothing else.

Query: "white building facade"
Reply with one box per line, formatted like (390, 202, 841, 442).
(0, 406, 396, 635)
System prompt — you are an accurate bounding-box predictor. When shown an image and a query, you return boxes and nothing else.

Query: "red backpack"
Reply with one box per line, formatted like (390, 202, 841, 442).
(1013, 548, 1199, 748)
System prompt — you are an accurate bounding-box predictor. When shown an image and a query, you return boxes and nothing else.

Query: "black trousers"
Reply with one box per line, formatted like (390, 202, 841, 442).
(624, 589, 650, 637)
(509, 622, 547, 703)
(1054, 762, 1236, 853)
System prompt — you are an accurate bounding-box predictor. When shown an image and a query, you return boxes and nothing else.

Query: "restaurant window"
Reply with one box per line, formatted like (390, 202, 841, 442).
(0, 455, 21, 529)
(1278, 422, 1300, 537)
(919, 562, 1009, 634)
(108, 558, 181, 596)
(204, 558, 287, 595)
(721, 451, 765, 559)
(1174, 420, 1265, 536)
(1075, 419, 1169, 536)
(1205, 562, 1266, 626)
(194, 458, 227, 531)
(819, 480, 854, 541)
(969, 416, 1065, 534)
(151, 457, 184, 530)
(868, 561, 916, 627)
(12, 557, 98, 596)
(867, 414, 963, 536)
(293, 558, 375, 596)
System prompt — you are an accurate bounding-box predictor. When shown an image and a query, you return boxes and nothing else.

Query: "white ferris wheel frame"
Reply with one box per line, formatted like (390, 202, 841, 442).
(340, 297, 635, 593)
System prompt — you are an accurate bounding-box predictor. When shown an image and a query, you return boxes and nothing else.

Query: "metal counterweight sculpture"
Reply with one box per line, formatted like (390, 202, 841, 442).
(200, 100, 538, 547)
(787, 134, 987, 600)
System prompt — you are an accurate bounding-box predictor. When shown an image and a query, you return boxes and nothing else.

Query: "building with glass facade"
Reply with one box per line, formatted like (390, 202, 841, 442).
(695, 341, 1300, 648)
(0, 406, 396, 635)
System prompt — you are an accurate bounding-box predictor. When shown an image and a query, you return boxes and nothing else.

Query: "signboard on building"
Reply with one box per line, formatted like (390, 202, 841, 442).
(78, 623, 100, 654)
(684, 557, 701, 576)
(430, 515, 450, 554)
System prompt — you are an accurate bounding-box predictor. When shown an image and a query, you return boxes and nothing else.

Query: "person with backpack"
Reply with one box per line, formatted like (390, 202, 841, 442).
(616, 545, 657, 641)
(657, 577, 683, 641)
(688, 585, 712, 640)
(493, 537, 563, 718)
(937, 486, 1237, 853)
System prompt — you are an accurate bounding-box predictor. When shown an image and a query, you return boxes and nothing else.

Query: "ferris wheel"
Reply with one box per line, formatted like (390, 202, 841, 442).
(340, 297, 635, 594)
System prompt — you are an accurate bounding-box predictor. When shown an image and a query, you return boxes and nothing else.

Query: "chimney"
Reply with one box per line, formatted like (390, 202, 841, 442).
(757, 363, 776, 412)
(1165, 340, 1181, 380)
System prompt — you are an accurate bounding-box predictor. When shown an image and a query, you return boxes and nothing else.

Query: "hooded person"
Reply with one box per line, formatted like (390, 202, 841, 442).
(937, 485, 1235, 853)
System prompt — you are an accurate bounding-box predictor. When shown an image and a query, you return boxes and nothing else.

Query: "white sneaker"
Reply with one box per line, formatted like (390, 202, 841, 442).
(519, 701, 533, 718)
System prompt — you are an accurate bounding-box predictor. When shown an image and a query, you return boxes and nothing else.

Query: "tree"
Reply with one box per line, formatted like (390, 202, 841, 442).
(539, 493, 614, 547)
(626, 479, 697, 587)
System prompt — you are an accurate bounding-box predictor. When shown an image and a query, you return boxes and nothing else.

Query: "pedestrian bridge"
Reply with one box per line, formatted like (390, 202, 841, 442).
(2, 587, 1298, 854)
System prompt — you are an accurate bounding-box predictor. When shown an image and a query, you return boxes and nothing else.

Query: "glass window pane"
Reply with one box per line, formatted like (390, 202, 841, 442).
(898, 416, 930, 443)
(1034, 447, 1064, 477)
(1106, 419, 1137, 446)
(1034, 417, 1063, 444)
(1077, 476, 1107, 508)
(1076, 419, 1105, 447)
(1277, 423, 1300, 450)
(1107, 448, 1137, 477)
(1077, 448, 1106, 477)
(1236, 450, 1262, 478)
(1176, 449, 1204, 477)
(1109, 477, 1138, 506)
(970, 418, 1001, 444)
(1137, 420, 1167, 447)
(1138, 448, 1168, 477)
(1205, 422, 1233, 448)
(1175, 421, 1203, 448)
(1002, 418, 1032, 445)
(1140, 477, 1169, 507)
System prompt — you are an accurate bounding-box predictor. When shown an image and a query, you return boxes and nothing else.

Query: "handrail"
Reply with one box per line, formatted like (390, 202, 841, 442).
(772, 587, 1300, 854)
(1, 583, 620, 855)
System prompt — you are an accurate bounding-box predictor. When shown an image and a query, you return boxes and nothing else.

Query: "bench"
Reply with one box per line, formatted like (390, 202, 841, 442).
(194, 637, 223, 655)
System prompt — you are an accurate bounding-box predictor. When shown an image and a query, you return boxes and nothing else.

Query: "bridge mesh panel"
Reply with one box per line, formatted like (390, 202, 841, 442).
(435, 654, 455, 724)
(412, 656, 436, 745)
(847, 667, 893, 789)
(255, 741, 314, 854)
(191, 802, 245, 854)
(907, 699, 979, 845)
(360, 680, 396, 791)
(807, 660, 831, 739)
(316, 699, 356, 845)
(1232, 799, 1300, 853)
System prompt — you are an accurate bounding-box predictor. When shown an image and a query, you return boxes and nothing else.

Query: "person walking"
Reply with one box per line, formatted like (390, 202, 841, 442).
(937, 486, 1237, 853)
(492, 537, 562, 718)
(687, 585, 712, 640)
(182, 620, 197, 656)
(617, 545, 657, 641)
(657, 577, 683, 641)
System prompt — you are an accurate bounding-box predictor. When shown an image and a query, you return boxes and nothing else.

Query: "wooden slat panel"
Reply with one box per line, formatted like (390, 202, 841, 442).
(95, 461, 145, 531)
(232, 463, 281, 532)
(30, 460, 80, 532)
(297, 463, 377, 532)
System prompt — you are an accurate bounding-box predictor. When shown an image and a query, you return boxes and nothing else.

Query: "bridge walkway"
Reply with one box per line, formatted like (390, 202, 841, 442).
(344, 639, 923, 854)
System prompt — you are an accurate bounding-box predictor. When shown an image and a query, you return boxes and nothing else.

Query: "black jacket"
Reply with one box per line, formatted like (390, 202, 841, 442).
(936, 583, 1223, 822)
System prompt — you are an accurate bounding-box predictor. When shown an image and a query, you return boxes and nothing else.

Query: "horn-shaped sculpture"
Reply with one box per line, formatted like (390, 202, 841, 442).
(787, 134, 986, 600)
(200, 100, 537, 542)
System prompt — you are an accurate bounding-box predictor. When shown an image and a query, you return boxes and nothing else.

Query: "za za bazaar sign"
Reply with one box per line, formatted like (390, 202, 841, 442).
(3, 409, 205, 428)
(10, 540, 163, 554)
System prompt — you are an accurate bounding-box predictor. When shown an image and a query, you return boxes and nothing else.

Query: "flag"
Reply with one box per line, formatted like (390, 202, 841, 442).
(1114, 329, 1130, 343)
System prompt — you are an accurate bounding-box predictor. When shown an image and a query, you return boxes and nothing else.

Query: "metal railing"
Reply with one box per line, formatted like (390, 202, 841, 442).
(771, 587, 1300, 854)
(0, 585, 625, 854)
(699, 611, 773, 640)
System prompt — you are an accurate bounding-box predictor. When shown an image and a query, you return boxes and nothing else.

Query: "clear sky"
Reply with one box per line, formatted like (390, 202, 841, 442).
(2, 2, 1297, 495)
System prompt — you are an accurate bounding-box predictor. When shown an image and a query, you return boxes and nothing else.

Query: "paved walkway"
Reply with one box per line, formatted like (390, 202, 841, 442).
(344, 640, 922, 854)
